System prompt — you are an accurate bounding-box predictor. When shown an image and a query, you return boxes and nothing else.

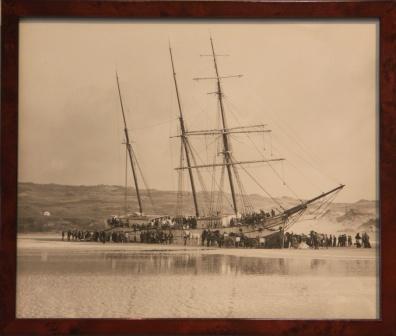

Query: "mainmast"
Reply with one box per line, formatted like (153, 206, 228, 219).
(169, 45, 200, 218)
(209, 37, 238, 215)
(115, 72, 143, 215)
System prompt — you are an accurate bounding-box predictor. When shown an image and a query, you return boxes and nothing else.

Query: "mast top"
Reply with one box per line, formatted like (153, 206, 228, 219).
(115, 71, 128, 130)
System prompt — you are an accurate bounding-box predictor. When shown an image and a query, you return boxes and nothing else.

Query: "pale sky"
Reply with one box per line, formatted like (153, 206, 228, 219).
(18, 19, 378, 203)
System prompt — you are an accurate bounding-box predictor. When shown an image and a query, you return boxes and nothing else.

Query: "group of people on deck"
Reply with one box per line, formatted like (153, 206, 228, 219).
(107, 215, 198, 230)
(172, 216, 198, 228)
(239, 209, 278, 225)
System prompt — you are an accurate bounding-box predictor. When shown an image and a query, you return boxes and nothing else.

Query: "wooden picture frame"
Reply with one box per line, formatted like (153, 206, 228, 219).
(1, 0, 395, 334)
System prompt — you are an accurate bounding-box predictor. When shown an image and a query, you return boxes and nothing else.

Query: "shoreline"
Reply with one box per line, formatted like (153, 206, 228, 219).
(18, 233, 378, 260)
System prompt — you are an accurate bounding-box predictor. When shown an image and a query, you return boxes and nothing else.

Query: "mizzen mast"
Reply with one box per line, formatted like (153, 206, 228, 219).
(169, 44, 200, 218)
(115, 72, 143, 215)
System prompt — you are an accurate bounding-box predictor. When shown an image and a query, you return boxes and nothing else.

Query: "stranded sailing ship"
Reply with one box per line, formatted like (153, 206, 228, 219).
(107, 38, 344, 247)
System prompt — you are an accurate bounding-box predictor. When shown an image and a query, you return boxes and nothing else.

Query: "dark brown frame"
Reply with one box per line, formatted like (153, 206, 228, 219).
(1, 1, 396, 335)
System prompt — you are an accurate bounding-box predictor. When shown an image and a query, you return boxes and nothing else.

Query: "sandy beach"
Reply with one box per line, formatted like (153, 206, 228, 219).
(16, 233, 379, 319)
(18, 233, 378, 259)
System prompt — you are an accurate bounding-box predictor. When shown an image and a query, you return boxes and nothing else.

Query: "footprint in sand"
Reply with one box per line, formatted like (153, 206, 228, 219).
(189, 285, 196, 301)
(182, 285, 196, 313)
(226, 286, 236, 317)
(128, 285, 137, 311)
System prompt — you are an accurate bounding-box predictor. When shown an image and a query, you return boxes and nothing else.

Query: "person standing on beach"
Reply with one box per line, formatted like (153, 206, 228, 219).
(362, 232, 371, 248)
(355, 233, 362, 248)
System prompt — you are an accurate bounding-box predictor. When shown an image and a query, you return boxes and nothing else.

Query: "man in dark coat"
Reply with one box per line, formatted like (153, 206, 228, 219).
(355, 233, 362, 248)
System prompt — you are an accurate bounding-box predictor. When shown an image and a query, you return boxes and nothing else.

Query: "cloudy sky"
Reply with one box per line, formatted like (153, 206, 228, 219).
(19, 19, 378, 203)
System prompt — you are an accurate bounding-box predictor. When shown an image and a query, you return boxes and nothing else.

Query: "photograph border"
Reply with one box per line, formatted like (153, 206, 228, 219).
(1, 1, 396, 334)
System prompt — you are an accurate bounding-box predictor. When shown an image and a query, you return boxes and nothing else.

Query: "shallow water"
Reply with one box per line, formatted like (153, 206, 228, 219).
(17, 249, 378, 319)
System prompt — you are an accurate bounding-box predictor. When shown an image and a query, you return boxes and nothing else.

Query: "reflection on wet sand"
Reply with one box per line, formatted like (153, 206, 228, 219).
(17, 249, 378, 319)
(18, 251, 375, 277)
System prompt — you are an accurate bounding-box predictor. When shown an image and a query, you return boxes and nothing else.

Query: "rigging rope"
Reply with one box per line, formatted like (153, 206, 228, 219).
(284, 209, 306, 231)
(215, 160, 228, 215)
(176, 140, 185, 217)
(187, 141, 211, 209)
(124, 145, 128, 215)
(209, 139, 219, 216)
(269, 140, 324, 193)
(307, 189, 341, 220)
(130, 147, 157, 213)
(232, 89, 342, 186)
(238, 163, 285, 211)
(223, 98, 302, 202)
(129, 117, 178, 131)
(230, 158, 253, 213)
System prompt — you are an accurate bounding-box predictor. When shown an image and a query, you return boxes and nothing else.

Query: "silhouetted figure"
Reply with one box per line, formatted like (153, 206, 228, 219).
(355, 233, 362, 248)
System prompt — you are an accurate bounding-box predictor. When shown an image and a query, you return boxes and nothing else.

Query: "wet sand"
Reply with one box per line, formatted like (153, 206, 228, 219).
(16, 234, 379, 319)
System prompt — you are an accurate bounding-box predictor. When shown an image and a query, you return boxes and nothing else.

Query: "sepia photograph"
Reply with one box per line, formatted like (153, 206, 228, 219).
(16, 19, 379, 319)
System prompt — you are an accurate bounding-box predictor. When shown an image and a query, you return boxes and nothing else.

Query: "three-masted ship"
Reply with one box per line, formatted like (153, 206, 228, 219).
(107, 38, 344, 248)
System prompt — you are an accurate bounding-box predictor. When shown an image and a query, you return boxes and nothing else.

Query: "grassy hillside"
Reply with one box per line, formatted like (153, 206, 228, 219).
(17, 182, 378, 234)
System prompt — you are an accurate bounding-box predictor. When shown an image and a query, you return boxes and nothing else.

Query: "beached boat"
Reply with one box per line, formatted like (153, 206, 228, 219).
(107, 38, 344, 248)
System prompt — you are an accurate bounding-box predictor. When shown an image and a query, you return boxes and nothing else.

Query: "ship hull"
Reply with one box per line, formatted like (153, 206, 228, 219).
(109, 214, 287, 248)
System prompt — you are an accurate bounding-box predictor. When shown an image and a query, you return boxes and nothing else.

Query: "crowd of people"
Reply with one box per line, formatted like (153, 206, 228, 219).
(62, 229, 132, 243)
(284, 231, 372, 249)
(139, 230, 174, 244)
(200, 229, 259, 248)
(62, 227, 372, 250)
